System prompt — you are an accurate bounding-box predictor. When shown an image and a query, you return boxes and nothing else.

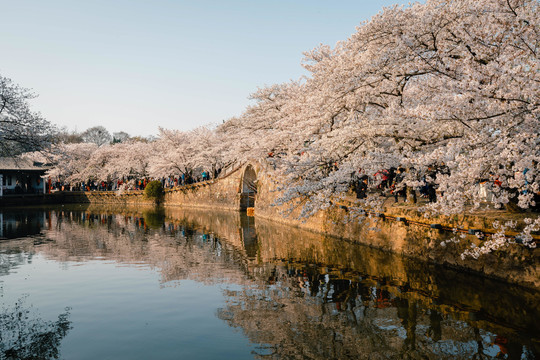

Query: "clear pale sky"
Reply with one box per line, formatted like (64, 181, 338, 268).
(1, 0, 415, 137)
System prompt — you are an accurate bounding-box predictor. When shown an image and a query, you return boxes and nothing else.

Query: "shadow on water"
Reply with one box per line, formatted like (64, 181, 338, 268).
(142, 206, 166, 229)
(0, 297, 71, 360)
(0, 210, 46, 240)
(0, 205, 538, 359)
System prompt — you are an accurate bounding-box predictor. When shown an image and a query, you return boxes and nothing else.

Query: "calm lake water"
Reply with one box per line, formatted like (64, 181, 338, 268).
(0, 205, 538, 360)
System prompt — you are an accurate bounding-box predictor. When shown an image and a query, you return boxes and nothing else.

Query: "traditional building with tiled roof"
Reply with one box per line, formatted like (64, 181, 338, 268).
(0, 158, 50, 196)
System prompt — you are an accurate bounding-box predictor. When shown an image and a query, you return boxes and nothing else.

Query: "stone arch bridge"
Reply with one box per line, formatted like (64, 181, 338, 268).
(165, 161, 266, 213)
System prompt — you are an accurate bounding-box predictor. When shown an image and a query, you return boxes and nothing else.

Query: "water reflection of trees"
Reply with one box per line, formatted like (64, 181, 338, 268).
(0, 298, 71, 360)
(0, 206, 538, 359)
(22, 207, 253, 286)
(219, 264, 538, 359)
(0, 251, 34, 278)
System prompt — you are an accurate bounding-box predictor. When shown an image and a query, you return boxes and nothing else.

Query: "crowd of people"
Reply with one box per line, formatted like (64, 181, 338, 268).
(353, 164, 440, 203)
(46, 168, 222, 193)
(351, 162, 540, 211)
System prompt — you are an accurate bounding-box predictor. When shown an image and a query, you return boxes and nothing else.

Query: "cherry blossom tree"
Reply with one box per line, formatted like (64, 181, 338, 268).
(80, 140, 154, 182)
(149, 126, 226, 180)
(43, 140, 154, 184)
(215, 0, 539, 255)
(149, 128, 200, 179)
(254, 0, 540, 219)
(217, 81, 307, 163)
(45, 143, 99, 182)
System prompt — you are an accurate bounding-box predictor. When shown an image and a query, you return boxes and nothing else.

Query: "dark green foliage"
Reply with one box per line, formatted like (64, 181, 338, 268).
(144, 180, 164, 203)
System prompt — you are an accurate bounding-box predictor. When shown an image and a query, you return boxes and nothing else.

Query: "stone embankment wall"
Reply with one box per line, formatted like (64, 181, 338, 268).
(254, 162, 539, 288)
(0, 190, 154, 207)
(164, 166, 244, 211)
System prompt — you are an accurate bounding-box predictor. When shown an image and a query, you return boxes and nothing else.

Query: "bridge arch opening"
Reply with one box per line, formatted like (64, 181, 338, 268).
(240, 165, 257, 211)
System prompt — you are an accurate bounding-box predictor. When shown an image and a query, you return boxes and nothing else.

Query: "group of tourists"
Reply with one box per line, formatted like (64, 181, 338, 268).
(351, 162, 540, 211)
(352, 164, 450, 204)
(353, 167, 409, 203)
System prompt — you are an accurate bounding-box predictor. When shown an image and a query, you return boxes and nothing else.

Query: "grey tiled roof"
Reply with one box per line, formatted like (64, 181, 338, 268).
(0, 157, 50, 171)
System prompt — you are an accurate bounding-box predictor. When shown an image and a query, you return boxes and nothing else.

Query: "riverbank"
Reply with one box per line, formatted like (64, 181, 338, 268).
(254, 201, 539, 289)
(1, 167, 538, 288)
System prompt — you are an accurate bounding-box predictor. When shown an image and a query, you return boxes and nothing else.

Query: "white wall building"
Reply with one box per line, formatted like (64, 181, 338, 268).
(0, 158, 49, 196)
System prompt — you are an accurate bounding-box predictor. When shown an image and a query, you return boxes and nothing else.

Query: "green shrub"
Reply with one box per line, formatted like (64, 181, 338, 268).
(144, 180, 164, 203)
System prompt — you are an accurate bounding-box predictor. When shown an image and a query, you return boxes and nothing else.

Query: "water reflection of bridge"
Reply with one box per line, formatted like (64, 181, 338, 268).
(0, 205, 538, 359)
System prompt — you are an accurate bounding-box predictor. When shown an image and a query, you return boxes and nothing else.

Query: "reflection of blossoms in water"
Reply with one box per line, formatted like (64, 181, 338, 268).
(0, 297, 71, 360)
(218, 264, 539, 359)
